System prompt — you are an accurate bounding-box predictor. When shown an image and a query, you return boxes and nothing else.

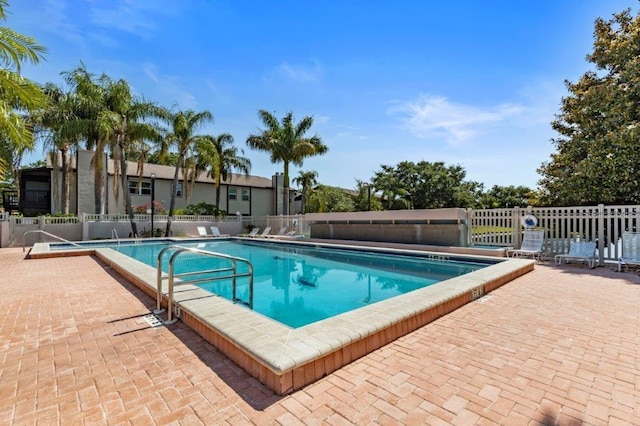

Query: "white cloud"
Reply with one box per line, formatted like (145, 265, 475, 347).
(389, 95, 526, 145)
(87, 0, 186, 38)
(275, 60, 322, 82)
(36, 0, 85, 46)
(312, 114, 330, 124)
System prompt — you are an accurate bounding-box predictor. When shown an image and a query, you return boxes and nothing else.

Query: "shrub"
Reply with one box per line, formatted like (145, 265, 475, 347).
(133, 200, 166, 214)
(183, 202, 226, 218)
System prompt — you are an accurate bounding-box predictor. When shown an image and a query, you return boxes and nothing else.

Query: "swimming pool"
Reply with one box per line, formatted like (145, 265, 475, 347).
(112, 240, 491, 327)
(30, 237, 535, 394)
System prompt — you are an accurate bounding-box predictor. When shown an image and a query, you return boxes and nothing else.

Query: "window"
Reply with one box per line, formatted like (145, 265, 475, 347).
(129, 179, 151, 195)
(171, 182, 183, 198)
(229, 187, 237, 200)
(242, 189, 250, 201)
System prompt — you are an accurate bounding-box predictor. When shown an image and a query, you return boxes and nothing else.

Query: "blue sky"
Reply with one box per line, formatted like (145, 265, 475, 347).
(10, 0, 637, 190)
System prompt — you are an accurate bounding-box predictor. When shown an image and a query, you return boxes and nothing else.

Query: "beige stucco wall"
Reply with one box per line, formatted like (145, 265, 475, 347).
(250, 188, 274, 217)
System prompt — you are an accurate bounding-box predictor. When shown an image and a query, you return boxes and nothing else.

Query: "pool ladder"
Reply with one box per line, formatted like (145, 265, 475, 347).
(155, 245, 254, 324)
(111, 228, 120, 246)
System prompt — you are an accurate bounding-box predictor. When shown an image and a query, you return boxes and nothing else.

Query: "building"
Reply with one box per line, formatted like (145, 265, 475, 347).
(4, 150, 289, 217)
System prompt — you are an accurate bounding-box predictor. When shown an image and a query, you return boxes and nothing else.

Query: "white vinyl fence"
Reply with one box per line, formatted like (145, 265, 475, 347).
(469, 204, 639, 265)
(4, 213, 308, 248)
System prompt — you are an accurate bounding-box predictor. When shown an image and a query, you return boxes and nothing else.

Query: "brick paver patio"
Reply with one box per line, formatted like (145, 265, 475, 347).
(1, 247, 640, 424)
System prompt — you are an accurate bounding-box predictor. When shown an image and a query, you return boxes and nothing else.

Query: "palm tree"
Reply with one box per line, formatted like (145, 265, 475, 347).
(0, 0, 47, 187)
(246, 110, 327, 215)
(161, 109, 214, 236)
(197, 133, 251, 209)
(32, 83, 80, 214)
(62, 64, 110, 214)
(101, 78, 166, 236)
(292, 170, 317, 214)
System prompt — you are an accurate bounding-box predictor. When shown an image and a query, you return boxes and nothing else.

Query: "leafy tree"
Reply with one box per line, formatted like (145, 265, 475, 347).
(197, 133, 251, 208)
(352, 180, 383, 211)
(246, 110, 327, 215)
(454, 180, 485, 209)
(371, 161, 469, 209)
(292, 170, 318, 214)
(539, 7, 640, 205)
(161, 109, 213, 236)
(306, 185, 355, 212)
(479, 185, 533, 209)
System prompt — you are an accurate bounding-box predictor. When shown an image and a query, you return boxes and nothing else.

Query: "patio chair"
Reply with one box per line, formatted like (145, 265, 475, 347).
(195, 226, 209, 237)
(507, 230, 545, 260)
(254, 226, 272, 238)
(554, 240, 597, 269)
(240, 227, 260, 237)
(264, 227, 287, 238)
(618, 232, 640, 271)
(210, 226, 230, 237)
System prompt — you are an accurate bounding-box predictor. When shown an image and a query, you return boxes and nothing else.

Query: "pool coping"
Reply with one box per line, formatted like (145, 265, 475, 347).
(29, 238, 534, 394)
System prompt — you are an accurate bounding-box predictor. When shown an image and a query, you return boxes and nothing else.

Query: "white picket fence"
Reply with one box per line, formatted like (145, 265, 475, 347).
(469, 204, 638, 265)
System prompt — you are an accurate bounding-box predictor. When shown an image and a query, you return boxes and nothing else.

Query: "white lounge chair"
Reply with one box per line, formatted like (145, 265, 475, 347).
(195, 226, 209, 237)
(264, 227, 287, 238)
(507, 230, 545, 260)
(555, 240, 597, 269)
(618, 232, 640, 271)
(255, 226, 272, 238)
(241, 227, 260, 237)
(210, 226, 230, 237)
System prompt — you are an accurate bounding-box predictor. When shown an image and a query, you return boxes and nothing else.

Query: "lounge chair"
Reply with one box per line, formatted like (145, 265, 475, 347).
(507, 230, 545, 260)
(254, 226, 272, 238)
(210, 226, 230, 237)
(264, 227, 287, 238)
(195, 226, 209, 237)
(618, 232, 640, 271)
(240, 227, 260, 237)
(554, 240, 597, 268)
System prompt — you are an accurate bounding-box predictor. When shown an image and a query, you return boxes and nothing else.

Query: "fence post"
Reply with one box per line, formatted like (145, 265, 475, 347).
(465, 208, 472, 247)
(598, 204, 605, 266)
(513, 207, 521, 248)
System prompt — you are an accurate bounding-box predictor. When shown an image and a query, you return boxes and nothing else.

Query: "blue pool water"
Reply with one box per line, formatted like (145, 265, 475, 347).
(104, 240, 491, 328)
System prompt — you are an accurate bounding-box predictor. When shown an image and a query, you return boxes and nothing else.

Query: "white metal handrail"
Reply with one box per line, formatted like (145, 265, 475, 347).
(155, 245, 254, 324)
(111, 228, 120, 245)
(22, 230, 83, 252)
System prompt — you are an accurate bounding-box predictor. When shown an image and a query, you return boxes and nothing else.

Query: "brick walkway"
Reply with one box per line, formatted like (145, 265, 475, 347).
(1, 247, 639, 424)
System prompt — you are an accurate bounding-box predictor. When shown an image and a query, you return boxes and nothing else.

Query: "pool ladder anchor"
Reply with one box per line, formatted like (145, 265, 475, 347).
(155, 245, 254, 325)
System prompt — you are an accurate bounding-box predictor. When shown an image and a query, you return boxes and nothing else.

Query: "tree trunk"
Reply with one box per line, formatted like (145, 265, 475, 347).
(60, 148, 69, 214)
(94, 152, 105, 214)
(119, 140, 138, 237)
(215, 184, 221, 210)
(165, 154, 183, 237)
(283, 161, 290, 215)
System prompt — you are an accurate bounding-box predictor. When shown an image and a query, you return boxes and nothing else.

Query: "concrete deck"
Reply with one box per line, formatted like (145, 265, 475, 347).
(1, 247, 639, 424)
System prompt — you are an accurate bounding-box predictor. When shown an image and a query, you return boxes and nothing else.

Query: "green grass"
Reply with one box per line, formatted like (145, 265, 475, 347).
(472, 225, 512, 235)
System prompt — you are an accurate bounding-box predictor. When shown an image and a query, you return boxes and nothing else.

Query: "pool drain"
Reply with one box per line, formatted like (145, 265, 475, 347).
(143, 313, 164, 327)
